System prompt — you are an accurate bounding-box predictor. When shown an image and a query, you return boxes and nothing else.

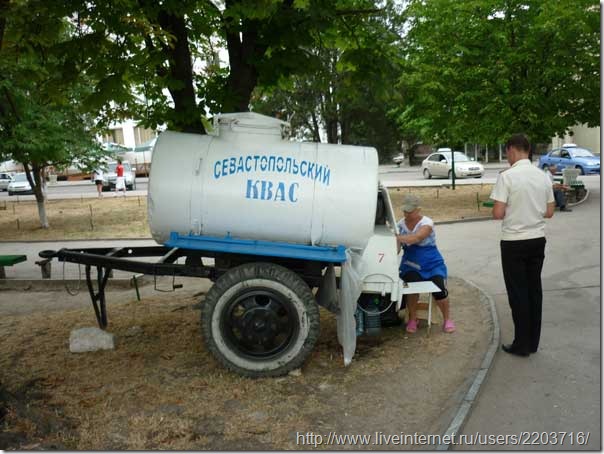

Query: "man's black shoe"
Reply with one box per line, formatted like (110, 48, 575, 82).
(559, 207, 572, 212)
(502, 344, 530, 357)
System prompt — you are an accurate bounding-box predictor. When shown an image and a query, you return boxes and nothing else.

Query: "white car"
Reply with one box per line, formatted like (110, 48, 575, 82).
(7, 173, 34, 195)
(102, 161, 136, 191)
(0, 172, 13, 191)
(421, 149, 484, 179)
(392, 153, 405, 166)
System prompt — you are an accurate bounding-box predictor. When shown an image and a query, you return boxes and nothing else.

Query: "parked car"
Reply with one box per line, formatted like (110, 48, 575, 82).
(0, 172, 13, 191)
(102, 161, 136, 191)
(421, 149, 484, 179)
(392, 153, 405, 166)
(7, 173, 34, 196)
(538, 144, 600, 175)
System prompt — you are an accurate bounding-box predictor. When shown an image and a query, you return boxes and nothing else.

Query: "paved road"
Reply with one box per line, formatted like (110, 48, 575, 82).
(0, 179, 149, 201)
(0, 164, 510, 201)
(436, 177, 600, 450)
(379, 164, 506, 184)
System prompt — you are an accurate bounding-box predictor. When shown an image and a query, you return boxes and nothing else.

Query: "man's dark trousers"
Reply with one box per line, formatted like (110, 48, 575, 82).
(501, 237, 546, 353)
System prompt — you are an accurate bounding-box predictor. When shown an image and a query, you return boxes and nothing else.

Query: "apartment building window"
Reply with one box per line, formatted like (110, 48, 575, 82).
(103, 128, 125, 145)
(134, 126, 157, 146)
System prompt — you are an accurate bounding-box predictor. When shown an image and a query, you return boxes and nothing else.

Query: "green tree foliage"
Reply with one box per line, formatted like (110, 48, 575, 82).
(252, 0, 404, 160)
(56, 0, 380, 134)
(0, 0, 103, 228)
(396, 0, 600, 145)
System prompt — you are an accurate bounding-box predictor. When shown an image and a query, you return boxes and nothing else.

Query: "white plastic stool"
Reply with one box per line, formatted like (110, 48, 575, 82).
(399, 280, 440, 335)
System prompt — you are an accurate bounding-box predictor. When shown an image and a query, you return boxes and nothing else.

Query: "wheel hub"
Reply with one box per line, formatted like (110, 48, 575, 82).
(241, 307, 279, 342)
(222, 289, 297, 359)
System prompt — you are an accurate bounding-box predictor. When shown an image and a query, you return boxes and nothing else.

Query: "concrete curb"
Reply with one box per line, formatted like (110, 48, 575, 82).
(0, 238, 154, 244)
(435, 217, 491, 226)
(0, 277, 150, 291)
(437, 277, 500, 451)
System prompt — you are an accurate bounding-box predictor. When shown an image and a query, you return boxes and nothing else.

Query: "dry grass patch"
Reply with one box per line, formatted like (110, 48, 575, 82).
(0, 197, 150, 241)
(389, 185, 493, 223)
(0, 185, 493, 242)
(0, 278, 490, 450)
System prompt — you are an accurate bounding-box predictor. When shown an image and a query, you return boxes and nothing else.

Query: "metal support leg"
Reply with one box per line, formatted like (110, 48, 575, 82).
(40, 260, 51, 278)
(85, 265, 111, 329)
(427, 294, 432, 336)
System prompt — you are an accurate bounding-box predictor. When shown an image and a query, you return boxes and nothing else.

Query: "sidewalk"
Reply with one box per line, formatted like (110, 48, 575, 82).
(440, 176, 601, 449)
(0, 238, 156, 281)
(379, 161, 509, 174)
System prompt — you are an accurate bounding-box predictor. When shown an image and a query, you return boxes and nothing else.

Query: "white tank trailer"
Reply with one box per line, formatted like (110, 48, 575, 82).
(146, 112, 404, 377)
(148, 116, 378, 248)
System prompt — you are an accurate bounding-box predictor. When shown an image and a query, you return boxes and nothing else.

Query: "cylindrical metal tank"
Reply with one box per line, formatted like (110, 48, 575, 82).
(148, 112, 378, 250)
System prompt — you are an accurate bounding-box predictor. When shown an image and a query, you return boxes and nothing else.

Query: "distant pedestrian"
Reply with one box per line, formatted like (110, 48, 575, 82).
(92, 167, 104, 198)
(115, 159, 126, 197)
(491, 134, 555, 357)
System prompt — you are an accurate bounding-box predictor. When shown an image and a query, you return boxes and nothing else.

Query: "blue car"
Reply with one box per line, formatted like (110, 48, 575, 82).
(539, 144, 600, 175)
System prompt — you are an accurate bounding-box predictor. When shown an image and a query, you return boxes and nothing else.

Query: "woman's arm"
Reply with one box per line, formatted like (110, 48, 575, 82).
(397, 225, 432, 246)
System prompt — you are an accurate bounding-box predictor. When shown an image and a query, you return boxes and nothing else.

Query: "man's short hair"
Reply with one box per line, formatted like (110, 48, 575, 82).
(505, 134, 530, 153)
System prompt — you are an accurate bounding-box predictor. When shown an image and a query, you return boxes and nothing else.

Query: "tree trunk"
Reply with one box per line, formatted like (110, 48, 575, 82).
(36, 196, 49, 229)
(326, 119, 339, 144)
(224, 22, 264, 112)
(310, 111, 321, 142)
(222, 0, 291, 113)
(157, 10, 205, 134)
(340, 113, 351, 145)
(0, 0, 7, 52)
(23, 162, 49, 228)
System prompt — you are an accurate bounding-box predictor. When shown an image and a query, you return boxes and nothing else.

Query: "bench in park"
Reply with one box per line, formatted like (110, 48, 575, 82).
(0, 255, 27, 279)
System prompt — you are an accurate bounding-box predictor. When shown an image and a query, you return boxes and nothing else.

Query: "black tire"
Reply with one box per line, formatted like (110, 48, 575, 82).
(201, 262, 320, 377)
(126, 184, 133, 191)
(8, 191, 13, 196)
(576, 165, 585, 175)
(423, 168, 432, 179)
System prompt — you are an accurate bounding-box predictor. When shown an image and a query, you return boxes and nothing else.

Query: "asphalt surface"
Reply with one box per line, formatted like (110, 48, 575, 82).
(0, 163, 508, 201)
(438, 176, 600, 450)
(0, 166, 599, 449)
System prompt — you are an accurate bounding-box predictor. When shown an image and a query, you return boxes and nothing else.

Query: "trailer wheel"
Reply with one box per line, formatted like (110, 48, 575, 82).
(201, 262, 320, 377)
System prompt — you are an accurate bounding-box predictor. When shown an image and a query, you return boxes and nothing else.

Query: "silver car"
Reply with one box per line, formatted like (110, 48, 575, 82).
(102, 161, 136, 191)
(7, 173, 34, 196)
(0, 172, 13, 191)
(421, 149, 484, 179)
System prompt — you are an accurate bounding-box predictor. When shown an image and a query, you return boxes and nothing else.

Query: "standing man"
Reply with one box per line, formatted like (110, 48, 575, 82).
(115, 159, 126, 197)
(491, 134, 555, 357)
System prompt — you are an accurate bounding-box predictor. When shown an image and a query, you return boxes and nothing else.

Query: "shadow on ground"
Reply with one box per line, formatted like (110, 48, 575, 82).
(0, 277, 490, 450)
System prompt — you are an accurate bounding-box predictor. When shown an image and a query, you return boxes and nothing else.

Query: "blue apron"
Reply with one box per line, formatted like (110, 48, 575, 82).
(399, 243, 448, 280)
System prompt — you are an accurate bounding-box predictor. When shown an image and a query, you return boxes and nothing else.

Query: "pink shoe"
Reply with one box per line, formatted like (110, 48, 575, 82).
(406, 319, 418, 334)
(443, 319, 456, 333)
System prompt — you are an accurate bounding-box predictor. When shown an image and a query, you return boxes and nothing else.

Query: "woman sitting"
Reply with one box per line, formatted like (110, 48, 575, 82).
(397, 194, 455, 334)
